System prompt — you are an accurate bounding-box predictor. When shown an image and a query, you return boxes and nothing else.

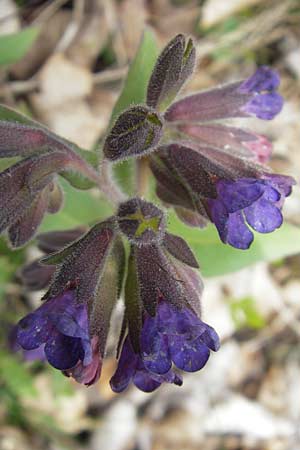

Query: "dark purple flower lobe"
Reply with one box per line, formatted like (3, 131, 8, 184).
(110, 335, 182, 393)
(8, 325, 46, 362)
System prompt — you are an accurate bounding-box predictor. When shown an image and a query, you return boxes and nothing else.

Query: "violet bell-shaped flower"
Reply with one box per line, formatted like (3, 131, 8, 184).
(111, 300, 219, 393)
(14, 220, 125, 385)
(165, 65, 283, 122)
(16, 289, 101, 385)
(151, 142, 295, 249)
(207, 174, 295, 249)
(111, 198, 220, 392)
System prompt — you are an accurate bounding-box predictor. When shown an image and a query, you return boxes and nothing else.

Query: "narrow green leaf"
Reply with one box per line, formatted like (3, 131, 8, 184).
(167, 213, 300, 277)
(110, 29, 159, 122)
(0, 28, 39, 66)
(110, 29, 159, 195)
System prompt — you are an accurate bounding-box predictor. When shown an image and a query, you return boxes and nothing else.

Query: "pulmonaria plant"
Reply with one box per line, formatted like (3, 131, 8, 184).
(1, 33, 295, 392)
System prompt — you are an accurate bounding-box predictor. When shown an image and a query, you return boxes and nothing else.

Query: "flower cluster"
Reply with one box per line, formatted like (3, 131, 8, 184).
(111, 198, 219, 392)
(3, 33, 295, 393)
(104, 34, 295, 250)
(13, 199, 219, 391)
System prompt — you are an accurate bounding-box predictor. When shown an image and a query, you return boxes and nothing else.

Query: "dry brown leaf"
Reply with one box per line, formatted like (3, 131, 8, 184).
(11, 11, 71, 79)
(201, 0, 265, 29)
(118, 0, 148, 59)
(66, 6, 109, 68)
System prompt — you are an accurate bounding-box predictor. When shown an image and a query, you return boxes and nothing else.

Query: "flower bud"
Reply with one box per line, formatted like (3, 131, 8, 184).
(117, 197, 166, 246)
(178, 124, 273, 164)
(18, 228, 86, 291)
(103, 105, 163, 162)
(0, 149, 96, 247)
(147, 34, 196, 111)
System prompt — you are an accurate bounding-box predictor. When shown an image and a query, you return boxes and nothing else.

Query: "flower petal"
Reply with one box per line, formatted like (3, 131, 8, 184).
(200, 323, 220, 352)
(169, 335, 210, 372)
(245, 198, 283, 233)
(141, 320, 172, 375)
(226, 211, 254, 250)
(208, 199, 229, 244)
(217, 179, 264, 213)
(242, 92, 283, 120)
(110, 337, 138, 393)
(44, 332, 84, 370)
(133, 370, 162, 392)
(17, 312, 52, 350)
(239, 66, 280, 93)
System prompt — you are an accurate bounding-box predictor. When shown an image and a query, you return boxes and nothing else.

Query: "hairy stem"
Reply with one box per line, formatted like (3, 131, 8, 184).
(99, 159, 127, 206)
(136, 157, 150, 198)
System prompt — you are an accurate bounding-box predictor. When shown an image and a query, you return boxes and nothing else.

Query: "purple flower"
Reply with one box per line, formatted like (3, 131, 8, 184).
(165, 66, 283, 122)
(110, 335, 182, 393)
(110, 300, 219, 393)
(141, 300, 219, 373)
(151, 140, 295, 248)
(208, 174, 295, 249)
(15, 289, 102, 385)
(13, 220, 125, 386)
(239, 67, 283, 119)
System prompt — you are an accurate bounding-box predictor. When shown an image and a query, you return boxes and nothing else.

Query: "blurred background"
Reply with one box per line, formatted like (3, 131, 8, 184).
(0, 1, 300, 449)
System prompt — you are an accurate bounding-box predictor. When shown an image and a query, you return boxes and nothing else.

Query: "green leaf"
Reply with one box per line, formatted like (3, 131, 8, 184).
(0, 240, 25, 301)
(0, 351, 37, 398)
(230, 297, 266, 329)
(110, 29, 159, 122)
(49, 368, 74, 397)
(40, 179, 113, 232)
(110, 29, 159, 195)
(0, 28, 39, 66)
(167, 213, 300, 277)
(0, 104, 99, 189)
